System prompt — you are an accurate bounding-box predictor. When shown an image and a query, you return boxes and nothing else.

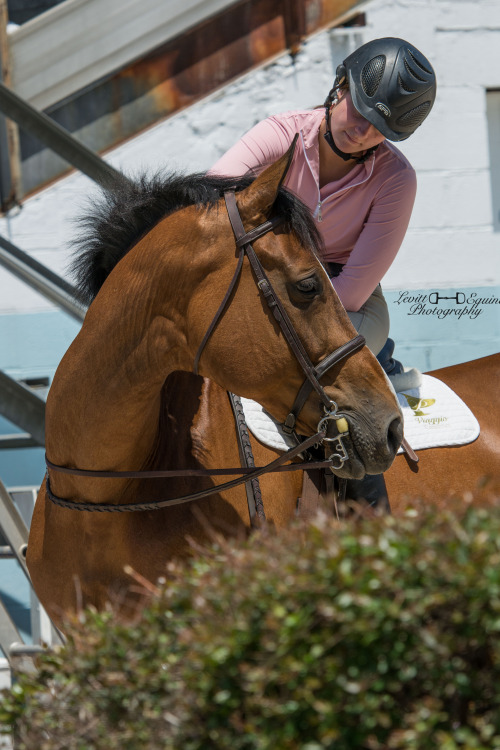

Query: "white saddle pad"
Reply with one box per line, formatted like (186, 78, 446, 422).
(241, 374, 480, 455)
(240, 397, 298, 453)
(396, 374, 479, 453)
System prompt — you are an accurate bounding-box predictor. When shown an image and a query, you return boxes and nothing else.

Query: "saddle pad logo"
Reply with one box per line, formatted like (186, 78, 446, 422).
(401, 393, 448, 427)
(402, 394, 436, 416)
(396, 374, 479, 452)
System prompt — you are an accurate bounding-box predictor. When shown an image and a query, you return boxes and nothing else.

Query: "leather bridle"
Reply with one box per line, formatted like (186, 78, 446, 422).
(195, 191, 365, 434)
(45, 190, 365, 514)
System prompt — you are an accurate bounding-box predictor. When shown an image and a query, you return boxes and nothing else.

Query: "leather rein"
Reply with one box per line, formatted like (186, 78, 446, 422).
(45, 190, 365, 514)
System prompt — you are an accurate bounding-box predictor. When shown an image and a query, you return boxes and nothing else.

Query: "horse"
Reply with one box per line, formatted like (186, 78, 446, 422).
(26, 143, 403, 627)
(386, 352, 500, 513)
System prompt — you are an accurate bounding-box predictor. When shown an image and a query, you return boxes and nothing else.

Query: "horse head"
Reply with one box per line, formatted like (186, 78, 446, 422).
(184, 141, 403, 478)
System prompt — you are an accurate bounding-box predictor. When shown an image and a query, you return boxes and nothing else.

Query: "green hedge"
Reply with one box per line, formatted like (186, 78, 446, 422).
(2, 502, 500, 749)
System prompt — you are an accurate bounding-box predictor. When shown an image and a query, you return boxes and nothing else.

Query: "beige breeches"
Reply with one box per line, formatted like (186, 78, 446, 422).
(346, 284, 389, 357)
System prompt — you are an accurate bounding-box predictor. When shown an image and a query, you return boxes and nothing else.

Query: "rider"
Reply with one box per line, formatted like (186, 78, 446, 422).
(210, 37, 437, 510)
(211, 37, 436, 364)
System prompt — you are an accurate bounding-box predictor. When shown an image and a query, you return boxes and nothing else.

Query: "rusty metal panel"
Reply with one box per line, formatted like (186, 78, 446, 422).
(116, 0, 288, 116)
(304, 0, 361, 35)
(115, 0, 361, 118)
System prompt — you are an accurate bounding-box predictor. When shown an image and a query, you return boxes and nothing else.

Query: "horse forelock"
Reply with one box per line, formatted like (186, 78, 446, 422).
(70, 171, 323, 305)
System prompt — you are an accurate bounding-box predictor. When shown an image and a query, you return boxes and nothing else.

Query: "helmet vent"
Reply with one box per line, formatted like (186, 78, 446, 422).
(407, 49, 433, 76)
(397, 101, 431, 127)
(398, 73, 417, 94)
(361, 55, 386, 97)
(404, 57, 427, 83)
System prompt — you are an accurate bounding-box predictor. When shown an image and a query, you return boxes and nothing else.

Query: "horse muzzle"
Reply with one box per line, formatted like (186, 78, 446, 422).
(322, 409, 404, 479)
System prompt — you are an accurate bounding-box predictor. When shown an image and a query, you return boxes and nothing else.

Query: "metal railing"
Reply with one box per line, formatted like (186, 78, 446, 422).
(0, 480, 63, 673)
(0, 228, 87, 321)
(0, 81, 130, 193)
(0, 69, 125, 441)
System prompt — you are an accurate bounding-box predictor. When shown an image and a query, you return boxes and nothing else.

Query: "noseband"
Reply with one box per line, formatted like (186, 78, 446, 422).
(44, 190, 365, 514)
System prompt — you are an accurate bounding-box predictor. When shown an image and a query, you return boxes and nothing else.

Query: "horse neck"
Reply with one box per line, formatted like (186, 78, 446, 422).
(46, 218, 201, 476)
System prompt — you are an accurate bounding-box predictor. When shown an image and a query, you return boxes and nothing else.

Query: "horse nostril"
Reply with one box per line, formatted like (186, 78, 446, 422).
(387, 417, 404, 455)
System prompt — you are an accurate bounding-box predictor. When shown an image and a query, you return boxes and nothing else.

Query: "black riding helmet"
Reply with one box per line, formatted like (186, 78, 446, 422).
(338, 37, 437, 141)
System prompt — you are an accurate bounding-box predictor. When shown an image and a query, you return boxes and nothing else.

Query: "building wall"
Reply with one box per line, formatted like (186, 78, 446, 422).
(360, 0, 500, 366)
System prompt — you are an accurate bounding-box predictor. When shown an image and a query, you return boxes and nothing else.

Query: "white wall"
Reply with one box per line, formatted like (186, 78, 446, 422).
(0, 0, 498, 316)
(366, 0, 499, 291)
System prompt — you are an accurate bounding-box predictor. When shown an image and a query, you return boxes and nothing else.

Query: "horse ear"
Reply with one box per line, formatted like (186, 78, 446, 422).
(236, 133, 299, 226)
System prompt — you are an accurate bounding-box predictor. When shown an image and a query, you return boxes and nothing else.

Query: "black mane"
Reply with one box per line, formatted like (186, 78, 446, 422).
(70, 171, 323, 305)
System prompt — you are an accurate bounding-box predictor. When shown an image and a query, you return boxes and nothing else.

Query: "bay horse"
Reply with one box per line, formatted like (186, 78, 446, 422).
(26, 144, 403, 627)
(386, 352, 500, 513)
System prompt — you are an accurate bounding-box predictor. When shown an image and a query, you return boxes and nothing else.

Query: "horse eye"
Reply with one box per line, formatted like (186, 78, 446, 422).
(296, 276, 320, 295)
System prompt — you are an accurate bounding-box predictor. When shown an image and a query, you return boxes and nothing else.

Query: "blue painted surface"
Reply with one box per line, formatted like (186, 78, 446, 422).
(0, 311, 79, 645)
(0, 287, 498, 643)
(0, 310, 81, 381)
(385, 286, 500, 372)
(0, 286, 498, 379)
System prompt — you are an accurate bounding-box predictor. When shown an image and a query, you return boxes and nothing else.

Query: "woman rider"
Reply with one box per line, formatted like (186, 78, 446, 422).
(210, 37, 437, 509)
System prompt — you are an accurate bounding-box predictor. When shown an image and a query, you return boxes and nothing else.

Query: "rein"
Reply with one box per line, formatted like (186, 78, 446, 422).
(45, 190, 365, 516)
(45, 431, 330, 513)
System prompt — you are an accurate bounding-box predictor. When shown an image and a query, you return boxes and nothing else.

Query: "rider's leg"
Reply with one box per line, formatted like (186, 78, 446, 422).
(342, 473, 391, 514)
(376, 336, 404, 377)
(346, 284, 389, 358)
(344, 286, 420, 385)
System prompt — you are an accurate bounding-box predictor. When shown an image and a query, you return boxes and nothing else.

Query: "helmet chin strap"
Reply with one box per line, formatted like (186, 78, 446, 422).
(323, 102, 377, 165)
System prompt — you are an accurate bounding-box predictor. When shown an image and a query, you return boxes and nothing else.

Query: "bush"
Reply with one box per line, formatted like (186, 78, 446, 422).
(2, 502, 500, 749)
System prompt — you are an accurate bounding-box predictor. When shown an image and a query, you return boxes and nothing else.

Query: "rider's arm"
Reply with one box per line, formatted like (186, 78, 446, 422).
(209, 116, 296, 177)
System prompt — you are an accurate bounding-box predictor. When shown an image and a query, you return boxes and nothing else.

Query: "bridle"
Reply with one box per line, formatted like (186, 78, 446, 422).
(45, 190, 365, 514)
(196, 191, 365, 436)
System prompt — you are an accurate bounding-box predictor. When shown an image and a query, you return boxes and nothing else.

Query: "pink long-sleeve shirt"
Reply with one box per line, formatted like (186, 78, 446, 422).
(210, 108, 416, 311)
